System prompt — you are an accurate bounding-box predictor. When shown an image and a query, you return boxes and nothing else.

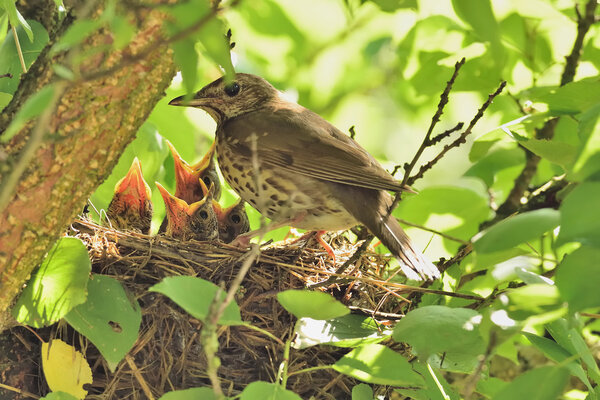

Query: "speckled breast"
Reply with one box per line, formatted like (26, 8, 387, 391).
(215, 135, 356, 231)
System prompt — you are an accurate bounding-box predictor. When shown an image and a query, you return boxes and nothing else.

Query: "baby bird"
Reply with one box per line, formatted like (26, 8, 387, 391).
(107, 157, 153, 234)
(214, 199, 250, 243)
(155, 180, 218, 241)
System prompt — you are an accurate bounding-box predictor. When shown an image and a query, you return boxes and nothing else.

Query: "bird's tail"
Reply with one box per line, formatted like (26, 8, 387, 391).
(336, 185, 440, 280)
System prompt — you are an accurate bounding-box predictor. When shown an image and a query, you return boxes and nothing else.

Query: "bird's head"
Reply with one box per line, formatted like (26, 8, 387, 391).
(168, 73, 278, 124)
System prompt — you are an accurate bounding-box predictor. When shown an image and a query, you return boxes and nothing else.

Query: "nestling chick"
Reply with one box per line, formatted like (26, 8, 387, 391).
(107, 157, 153, 234)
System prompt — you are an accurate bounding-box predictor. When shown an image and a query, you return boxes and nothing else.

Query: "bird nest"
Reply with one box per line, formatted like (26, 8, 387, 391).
(11, 218, 423, 399)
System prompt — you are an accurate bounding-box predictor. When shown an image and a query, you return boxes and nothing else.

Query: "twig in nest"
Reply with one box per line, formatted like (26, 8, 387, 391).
(388, 58, 466, 215)
(406, 80, 507, 187)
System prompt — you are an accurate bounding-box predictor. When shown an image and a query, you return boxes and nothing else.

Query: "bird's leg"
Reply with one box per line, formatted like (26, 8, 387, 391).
(288, 230, 337, 264)
(228, 214, 306, 248)
(314, 230, 336, 264)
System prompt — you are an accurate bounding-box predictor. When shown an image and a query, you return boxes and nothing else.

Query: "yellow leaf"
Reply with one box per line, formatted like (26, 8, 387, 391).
(41, 339, 93, 399)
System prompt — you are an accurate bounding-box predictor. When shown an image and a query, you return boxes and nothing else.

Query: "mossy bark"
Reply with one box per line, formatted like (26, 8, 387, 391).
(0, 6, 176, 330)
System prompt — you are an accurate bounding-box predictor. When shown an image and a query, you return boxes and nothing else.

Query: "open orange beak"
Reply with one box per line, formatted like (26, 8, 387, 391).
(114, 157, 151, 206)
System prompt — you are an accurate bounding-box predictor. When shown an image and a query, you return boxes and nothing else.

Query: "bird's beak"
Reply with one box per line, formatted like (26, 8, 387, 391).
(115, 157, 151, 201)
(187, 197, 208, 216)
(155, 182, 188, 218)
(191, 140, 216, 171)
(166, 140, 195, 187)
(168, 94, 210, 107)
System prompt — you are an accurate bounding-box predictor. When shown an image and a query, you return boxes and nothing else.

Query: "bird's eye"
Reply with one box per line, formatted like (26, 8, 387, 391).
(231, 214, 241, 224)
(199, 210, 209, 219)
(224, 82, 240, 97)
(203, 176, 211, 186)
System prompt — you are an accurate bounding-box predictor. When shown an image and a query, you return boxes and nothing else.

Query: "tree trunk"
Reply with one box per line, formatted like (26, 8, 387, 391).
(0, 5, 176, 331)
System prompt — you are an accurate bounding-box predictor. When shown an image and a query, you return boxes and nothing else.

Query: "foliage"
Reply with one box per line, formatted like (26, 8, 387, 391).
(2, 0, 600, 399)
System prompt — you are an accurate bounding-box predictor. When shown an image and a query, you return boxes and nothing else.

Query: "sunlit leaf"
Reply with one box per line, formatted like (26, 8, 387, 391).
(557, 182, 600, 247)
(277, 290, 349, 320)
(0, 19, 48, 94)
(12, 237, 91, 328)
(65, 274, 141, 372)
(158, 388, 217, 400)
(556, 246, 600, 312)
(333, 344, 424, 386)
(393, 306, 485, 373)
(474, 209, 560, 253)
(492, 366, 569, 400)
(293, 315, 389, 349)
(351, 383, 373, 400)
(149, 276, 242, 325)
(241, 381, 302, 400)
(41, 339, 93, 399)
(1, 0, 33, 41)
(540, 78, 600, 115)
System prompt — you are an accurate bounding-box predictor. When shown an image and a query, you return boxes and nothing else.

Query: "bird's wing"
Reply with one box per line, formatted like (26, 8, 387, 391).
(222, 107, 409, 192)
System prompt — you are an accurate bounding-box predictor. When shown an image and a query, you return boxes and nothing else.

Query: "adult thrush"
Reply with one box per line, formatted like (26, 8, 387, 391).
(214, 199, 250, 243)
(155, 180, 218, 241)
(169, 73, 439, 280)
(107, 157, 153, 234)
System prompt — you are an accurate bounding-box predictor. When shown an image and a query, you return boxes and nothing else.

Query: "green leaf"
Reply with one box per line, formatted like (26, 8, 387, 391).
(516, 138, 577, 170)
(149, 276, 242, 325)
(197, 17, 235, 79)
(65, 274, 141, 372)
(492, 366, 569, 400)
(293, 314, 389, 349)
(546, 319, 600, 384)
(1, 0, 33, 41)
(393, 186, 490, 250)
(352, 383, 373, 400)
(240, 382, 302, 400)
(474, 209, 560, 253)
(170, 38, 198, 96)
(40, 392, 79, 400)
(556, 246, 600, 313)
(0, 92, 13, 111)
(1, 83, 55, 142)
(0, 19, 49, 94)
(464, 148, 525, 187)
(333, 344, 424, 386)
(157, 388, 217, 400)
(523, 332, 593, 392)
(277, 290, 349, 320)
(557, 182, 600, 247)
(393, 306, 485, 373)
(394, 361, 459, 400)
(365, 0, 417, 12)
(506, 284, 560, 312)
(12, 237, 91, 328)
(540, 78, 600, 115)
(571, 104, 600, 181)
(476, 377, 508, 398)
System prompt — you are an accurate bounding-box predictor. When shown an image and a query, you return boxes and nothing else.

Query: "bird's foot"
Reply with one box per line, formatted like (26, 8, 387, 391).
(229, 233, 252, 248)
(314, 230, 336, 264)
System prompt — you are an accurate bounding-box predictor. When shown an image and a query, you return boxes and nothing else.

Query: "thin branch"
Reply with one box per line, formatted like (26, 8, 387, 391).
(406, 81, 507, 186)
(401, 58, 465, 186)
(11, 24, 27, 73)
(387, 58, 465, 214)
(428, 122, 464, 146)
(396, 218, 470, 245)
(0, 73, 13, 79)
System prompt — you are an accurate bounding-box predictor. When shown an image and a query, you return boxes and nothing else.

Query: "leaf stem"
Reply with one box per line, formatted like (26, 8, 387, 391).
(11, 24, 27, 73)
